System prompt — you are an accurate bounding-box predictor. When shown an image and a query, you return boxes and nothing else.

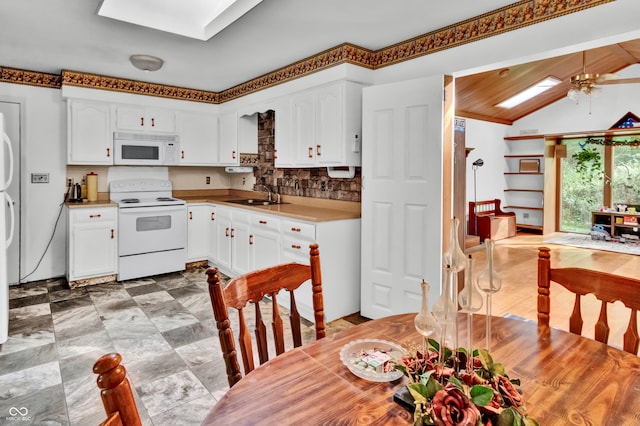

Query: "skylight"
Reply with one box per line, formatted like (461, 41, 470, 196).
(98, 0, 263, 41)
(496, 76, 561, 109)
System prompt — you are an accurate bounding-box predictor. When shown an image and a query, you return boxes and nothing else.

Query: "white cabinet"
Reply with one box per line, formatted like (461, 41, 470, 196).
(217, 112, 239, 165)
(230, 210, 251, 274)
(276, 81, 363, 168)
(213, 206, 233, 272)
(67, 207, 117, 283)
(67, 100, 113, 165)
(180, 111, 218, 165)
(114, 106, 176, 133)
(187, 204, 210, 261)
(250, 213, 281, 270)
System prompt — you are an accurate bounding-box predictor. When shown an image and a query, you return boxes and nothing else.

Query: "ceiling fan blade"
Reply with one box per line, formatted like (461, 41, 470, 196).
(598, 77, 640, 85)
(595, 73, 618, 82)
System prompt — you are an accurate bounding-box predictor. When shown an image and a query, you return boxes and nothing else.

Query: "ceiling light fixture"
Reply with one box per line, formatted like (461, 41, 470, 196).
(129, 54, 164, 72)
(496, 76, 561, 109)
(567, 51, 601, 102)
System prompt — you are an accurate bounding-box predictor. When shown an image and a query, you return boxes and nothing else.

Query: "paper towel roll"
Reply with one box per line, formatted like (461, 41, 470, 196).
(87, 172, 98, 201)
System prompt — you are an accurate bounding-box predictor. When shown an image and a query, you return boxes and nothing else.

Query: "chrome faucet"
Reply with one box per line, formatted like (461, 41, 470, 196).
(256, 184, 272, 202)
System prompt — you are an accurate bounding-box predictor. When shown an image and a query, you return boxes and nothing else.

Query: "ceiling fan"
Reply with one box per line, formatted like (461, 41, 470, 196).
(568, 51, 640, 101)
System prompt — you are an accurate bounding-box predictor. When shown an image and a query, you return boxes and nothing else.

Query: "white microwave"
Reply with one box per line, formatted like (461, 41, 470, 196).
(113, 132, 180, 166)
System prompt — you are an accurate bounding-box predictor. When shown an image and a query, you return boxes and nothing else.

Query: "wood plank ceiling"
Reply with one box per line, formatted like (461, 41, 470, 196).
(455, 39, 640, 125)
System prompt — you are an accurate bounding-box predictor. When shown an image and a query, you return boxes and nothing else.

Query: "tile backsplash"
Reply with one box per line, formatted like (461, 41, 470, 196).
(254, 110, 361, 202)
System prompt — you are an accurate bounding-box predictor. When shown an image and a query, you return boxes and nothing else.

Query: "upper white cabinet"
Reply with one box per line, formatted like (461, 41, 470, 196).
(217, 112, 239, 166)
(179, 111, 218, 165)
(114, 106, 177, 133)
(67, 100, 113, 165)
(276, 81, 363, 168)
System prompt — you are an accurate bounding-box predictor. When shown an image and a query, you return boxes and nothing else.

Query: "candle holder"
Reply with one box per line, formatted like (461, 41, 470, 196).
(414, 280, 438, 355)
(458, 255, 483, 371)
(475, 239, 502, 352)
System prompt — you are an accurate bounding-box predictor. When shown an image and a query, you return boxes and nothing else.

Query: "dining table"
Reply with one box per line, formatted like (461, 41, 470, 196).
(202, 313, 640, 425)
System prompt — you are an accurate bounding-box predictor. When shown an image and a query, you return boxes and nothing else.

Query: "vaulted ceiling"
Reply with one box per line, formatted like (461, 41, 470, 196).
(455, 39, 640, 125)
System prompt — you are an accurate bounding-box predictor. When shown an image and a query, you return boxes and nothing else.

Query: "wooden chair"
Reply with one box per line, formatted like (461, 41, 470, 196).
(206, 243, 325, 388)
(537, 246, 640, 354)
(94, 353, 141, 426)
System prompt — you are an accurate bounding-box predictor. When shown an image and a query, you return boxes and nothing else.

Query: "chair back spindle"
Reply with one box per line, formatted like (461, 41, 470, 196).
(537, 246, 640, 355)
(207, 243, 325, 387)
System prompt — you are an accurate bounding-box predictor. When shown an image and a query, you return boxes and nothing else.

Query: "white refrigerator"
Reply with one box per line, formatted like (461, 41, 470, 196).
(1, 113, 16, 344)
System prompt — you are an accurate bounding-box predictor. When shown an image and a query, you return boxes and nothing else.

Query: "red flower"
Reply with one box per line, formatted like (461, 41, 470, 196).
(495, 375, 524, 407)
(431, 385, 481, 426)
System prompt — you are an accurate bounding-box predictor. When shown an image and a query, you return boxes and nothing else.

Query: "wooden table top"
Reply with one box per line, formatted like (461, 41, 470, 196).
(202, 314, 640, 425)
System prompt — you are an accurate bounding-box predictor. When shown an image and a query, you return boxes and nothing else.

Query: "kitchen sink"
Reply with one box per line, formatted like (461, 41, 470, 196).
(226, 199, 288, 206)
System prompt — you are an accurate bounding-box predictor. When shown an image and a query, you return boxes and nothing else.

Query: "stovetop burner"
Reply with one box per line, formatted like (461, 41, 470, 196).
(156, 197, 176, 202)
(120, 198, 141, 204)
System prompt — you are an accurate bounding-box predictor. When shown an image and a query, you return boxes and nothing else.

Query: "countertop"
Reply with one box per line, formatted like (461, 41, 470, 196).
(179, 192, 360, 222)
(65, 190, 361, 222)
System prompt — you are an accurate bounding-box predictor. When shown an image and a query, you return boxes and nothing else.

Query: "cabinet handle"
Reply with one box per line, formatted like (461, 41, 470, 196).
(140, 117, 144, 127)
(111, 229, 114, 239)
(231, 228, 235, 238)
(259, 220, 267, 225)
(232, 150, 236, 159)
(291, 244, 301, 250)
(106, 148, 110, 157)
(211, 212, 215, 221)
(151, 118, 155, 127)
(189, 211, 192, 220)
(225, 227, 229, 237)
(316, 145, 321, 156)
(291, 227, 301, 232)
(181, 150, 185, 159)
(89, 214, 101, 219)
(249, 235, 253, 245)
(308, 147, 313, 158)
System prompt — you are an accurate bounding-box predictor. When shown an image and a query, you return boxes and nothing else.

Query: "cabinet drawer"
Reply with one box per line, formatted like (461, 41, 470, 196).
(282, 220, 315, 241)
(251, 214, 280, 232)
(70, 207, 116, 224)
(283, 236, 314, 258)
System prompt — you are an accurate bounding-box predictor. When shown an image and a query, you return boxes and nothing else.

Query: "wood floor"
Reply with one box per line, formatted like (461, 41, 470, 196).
(467, 232, 640, 352)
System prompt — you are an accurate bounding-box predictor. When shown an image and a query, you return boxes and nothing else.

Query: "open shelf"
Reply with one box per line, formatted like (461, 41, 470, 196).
(504, 205, 544, 211)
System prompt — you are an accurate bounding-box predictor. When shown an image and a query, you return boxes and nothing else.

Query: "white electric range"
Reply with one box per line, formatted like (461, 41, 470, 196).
(109, 179, 187, 281)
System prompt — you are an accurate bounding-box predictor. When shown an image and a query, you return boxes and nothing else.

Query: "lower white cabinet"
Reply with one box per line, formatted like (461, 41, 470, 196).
(67, 207, 118, 284)
(185, 202, 361, 322)
(187, 204, 210, 262)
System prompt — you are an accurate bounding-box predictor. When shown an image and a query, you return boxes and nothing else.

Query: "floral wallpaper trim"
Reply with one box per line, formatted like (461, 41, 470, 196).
(0, 0, 613, 102)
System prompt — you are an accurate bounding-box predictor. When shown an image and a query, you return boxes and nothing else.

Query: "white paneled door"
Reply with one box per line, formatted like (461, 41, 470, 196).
(361, 76, 449, 319)
(0, 102, 20, 285)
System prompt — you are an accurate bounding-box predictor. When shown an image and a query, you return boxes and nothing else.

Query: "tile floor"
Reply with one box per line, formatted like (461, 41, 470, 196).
(0, 268, 359, 425)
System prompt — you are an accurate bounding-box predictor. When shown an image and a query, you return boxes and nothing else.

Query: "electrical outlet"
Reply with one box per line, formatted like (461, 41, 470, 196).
(523, 212, 530, 219)
(31, 173, 49, 183)
(206, 176, 211, 184)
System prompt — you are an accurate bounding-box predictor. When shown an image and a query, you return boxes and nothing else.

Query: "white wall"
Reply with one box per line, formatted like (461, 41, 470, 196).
(0, 82, 67, 283)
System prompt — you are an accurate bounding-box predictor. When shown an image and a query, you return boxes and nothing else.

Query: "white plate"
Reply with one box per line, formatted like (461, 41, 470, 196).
(340, 338, 405, 382)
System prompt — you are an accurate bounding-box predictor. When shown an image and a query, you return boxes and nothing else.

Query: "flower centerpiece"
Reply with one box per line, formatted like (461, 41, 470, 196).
(395, 340, 538, 426)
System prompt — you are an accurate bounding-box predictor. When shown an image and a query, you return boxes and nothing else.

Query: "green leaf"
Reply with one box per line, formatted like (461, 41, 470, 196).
(496, 407, 523, 426)
(523, 417, 539, 426)
(424, 376, 443, 398)
(407, 383, 428, 404)
(395, 364, 407, 374)
(418, 369, 436, 385)
(491, 362, 506, 377)
(448, 375, 465, 390)
(428, 338, 439, 352)
(477, 349, 494, 371)
(470, 385, 494, 406)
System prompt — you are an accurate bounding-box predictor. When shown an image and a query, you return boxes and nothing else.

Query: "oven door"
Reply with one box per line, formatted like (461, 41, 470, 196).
(118, 205, 187, 256)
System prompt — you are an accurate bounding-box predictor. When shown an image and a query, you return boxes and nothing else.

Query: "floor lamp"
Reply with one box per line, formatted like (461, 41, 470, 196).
(472, 158, 484, 237)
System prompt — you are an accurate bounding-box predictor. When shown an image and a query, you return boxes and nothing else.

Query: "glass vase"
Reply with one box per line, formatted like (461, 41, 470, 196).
(414, 280, 438, 356)
(458, 255, 482, 371)
(475, 239, 502, 352)
(443, 217, 466, 273)
(433, 265, 457, 364)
